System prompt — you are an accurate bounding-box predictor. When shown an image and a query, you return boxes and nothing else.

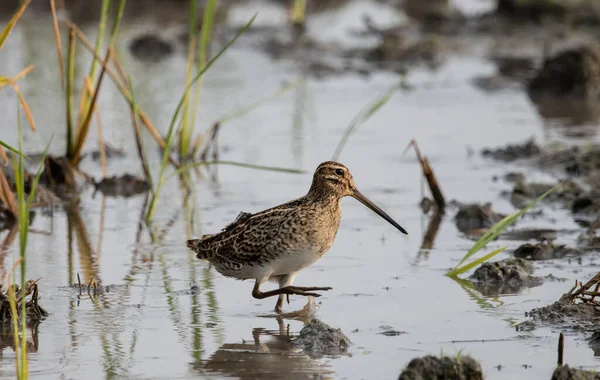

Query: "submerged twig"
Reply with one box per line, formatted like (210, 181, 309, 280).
(558, 332, 564, 366)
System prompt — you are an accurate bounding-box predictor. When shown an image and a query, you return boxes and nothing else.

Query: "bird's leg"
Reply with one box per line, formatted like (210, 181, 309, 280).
(275, 274, 297, 313)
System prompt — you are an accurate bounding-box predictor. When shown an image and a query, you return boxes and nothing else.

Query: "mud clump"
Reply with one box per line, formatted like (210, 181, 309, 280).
(469, 258, 544, 295)
(481, 138, 540, 162)
(514, 240, 583, 261)
(454, 202, 504, 234)
(0, 281, 48, 326)
(293, 318, 350, 359)
(94, 174, 150, 197)
(129, 34, 174, 62)
(528, 45, 600, 102)
(368, 33, 446, 70)
(496, 0, 600, 26)
(551, 365, 600, 380)
(398, 355, 483, 380)
(510, 180, 585, 209)
(40, 155, 88, 198)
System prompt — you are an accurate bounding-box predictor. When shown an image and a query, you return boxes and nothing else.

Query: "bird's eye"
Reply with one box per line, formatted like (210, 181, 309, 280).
(335, 169, 344, 176)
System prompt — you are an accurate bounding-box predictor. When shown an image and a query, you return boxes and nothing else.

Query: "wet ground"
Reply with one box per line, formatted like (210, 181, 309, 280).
(1, 0, 600, 379)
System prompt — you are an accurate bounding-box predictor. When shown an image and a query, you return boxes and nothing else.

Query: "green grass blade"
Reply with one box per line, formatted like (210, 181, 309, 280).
(447, 183, 561, 276)
(145, 123, 178, 223)
(0, 139, 28, 158)
(167, 14, 256, 147)
(166, 160, 305, 181)
(179, 0, 199, 158)
(14, 102, 28, 380)
(187, 0, 217, 146)
(332, 84, 399, 160)
(66, 28, 76, 157)
(88, 0, 110, 79)
(446, 247, 507, 278)
(218, 79, 303, 125)
(27, 135, 54, 208)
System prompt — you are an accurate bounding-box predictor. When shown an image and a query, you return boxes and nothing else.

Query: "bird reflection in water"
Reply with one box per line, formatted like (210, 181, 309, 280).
(197, 298, 335, 380)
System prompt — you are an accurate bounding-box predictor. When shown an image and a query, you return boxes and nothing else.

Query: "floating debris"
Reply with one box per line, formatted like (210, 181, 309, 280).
(378, 325, 406, 337)
(398, 355, 483, 380)
(292, 319, 351, 359)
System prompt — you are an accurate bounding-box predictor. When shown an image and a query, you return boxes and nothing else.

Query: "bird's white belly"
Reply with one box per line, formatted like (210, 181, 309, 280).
(270, 247, 322, 276)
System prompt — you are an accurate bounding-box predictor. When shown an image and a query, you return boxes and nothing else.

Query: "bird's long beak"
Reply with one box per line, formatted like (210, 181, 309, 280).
(351, 188, 408, 234)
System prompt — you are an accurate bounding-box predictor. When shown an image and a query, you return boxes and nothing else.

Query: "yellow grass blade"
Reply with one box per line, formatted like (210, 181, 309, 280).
(11, 83, 36, 131)
(50, 0, 64, 88)
(0, 145, 7, 164)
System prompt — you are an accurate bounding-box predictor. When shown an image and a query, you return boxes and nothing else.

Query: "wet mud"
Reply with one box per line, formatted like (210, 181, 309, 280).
(468, 258, 547, 296)
(453, 202, 505, 234)
(551, 365, 600, 380)
(514, 240, 584, 261)
(292, 318, 351, 359)
(398, 355, 484, 380)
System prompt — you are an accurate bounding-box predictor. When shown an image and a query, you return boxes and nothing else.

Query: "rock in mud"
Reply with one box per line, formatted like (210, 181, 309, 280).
(469, 258, 543, 295)
(481, 138, 541, 162)
(292, 318, 350, 359)
(527, 45, 600, 102)
(129, 34, 174, 61)
(514, 240, 583, 261)
(398, 355, 483, 380)
(551, 365, 600, 380)
(94, 174, 150, 197)
(454, 202, 504, 233)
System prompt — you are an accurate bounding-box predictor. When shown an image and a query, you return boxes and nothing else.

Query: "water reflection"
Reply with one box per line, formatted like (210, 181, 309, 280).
(198, 317, 334, 380)
(532, 99, 600, 140)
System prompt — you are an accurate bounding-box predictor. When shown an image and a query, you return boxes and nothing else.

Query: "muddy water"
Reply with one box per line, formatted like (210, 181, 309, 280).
(1, 1, 599, 379)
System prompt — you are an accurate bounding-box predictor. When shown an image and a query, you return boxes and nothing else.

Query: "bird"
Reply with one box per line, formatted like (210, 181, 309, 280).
(186, 161, 407, 312)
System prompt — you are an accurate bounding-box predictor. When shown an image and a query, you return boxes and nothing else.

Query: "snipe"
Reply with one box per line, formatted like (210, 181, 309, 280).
(187, 161, 407, 312)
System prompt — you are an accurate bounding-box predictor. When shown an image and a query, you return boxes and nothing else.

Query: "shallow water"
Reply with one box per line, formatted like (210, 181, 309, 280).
(1, 1, 599, 379)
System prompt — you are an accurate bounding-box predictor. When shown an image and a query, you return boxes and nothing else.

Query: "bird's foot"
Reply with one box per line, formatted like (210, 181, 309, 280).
(281, 286, 332, 297)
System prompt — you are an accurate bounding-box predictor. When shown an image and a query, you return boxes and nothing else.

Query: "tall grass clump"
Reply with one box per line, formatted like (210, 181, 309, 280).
(50, 0, 126, 166)
(446, 184, 561, 278)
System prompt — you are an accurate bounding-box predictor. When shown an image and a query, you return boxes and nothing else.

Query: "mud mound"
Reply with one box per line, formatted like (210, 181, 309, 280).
(398, 355, 483, 380)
